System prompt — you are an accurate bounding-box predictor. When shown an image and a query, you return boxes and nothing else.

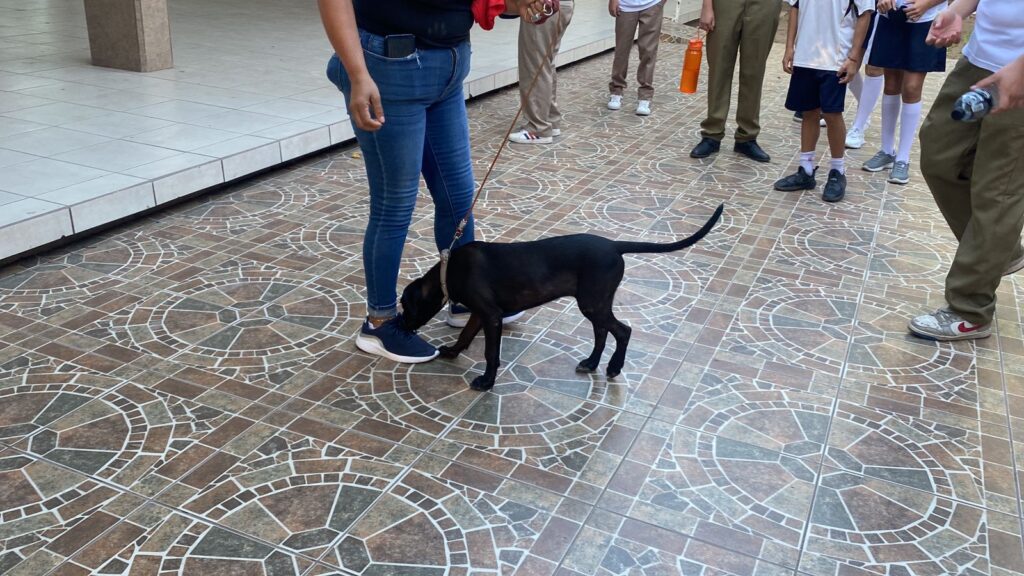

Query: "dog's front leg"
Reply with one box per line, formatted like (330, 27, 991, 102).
(470, 313, 503, 391)
(438, 314, 482, 358)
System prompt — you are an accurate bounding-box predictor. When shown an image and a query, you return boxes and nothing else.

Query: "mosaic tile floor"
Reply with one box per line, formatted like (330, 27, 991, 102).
(2, 39, 1024, 576)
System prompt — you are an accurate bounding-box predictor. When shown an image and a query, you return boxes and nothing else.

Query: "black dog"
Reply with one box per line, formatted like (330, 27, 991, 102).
(402, 204, 724, 391)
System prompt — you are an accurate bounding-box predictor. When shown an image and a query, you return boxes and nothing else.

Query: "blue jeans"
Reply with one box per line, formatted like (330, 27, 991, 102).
(328, 30, 475, 319)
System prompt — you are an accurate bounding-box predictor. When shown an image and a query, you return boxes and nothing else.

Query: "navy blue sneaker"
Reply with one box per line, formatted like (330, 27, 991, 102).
(446, 303, 525, 328)
(822, 169, 847, 203)
(774, 167, 818, 192)
(356, 314, 438, 363)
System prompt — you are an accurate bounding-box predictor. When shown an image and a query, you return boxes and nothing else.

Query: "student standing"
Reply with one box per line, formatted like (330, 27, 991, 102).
(606, 0, 666, 116)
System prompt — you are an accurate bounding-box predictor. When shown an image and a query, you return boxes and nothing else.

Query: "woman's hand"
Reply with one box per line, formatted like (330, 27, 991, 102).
(699, 1, 715, 32)
(349, 74, 384, 131)
(507, 0, 549, 23)
(876, 0, 895, 13)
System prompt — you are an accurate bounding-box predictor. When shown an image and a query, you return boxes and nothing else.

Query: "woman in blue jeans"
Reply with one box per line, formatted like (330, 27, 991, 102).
(319, 0, 547, 363)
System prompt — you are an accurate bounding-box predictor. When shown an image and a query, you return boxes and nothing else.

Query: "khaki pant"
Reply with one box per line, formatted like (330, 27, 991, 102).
(920, 58, 1024, 325)
(519, 0, 574, 136)
(700, 0, 780, 142)
(609, 1, 666, 101)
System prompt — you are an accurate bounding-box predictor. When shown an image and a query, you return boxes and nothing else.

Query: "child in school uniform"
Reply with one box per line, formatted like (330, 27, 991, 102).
(861, 0, 947, 184)
(774, 0, 875, 203)
(606, 0, 666, 116)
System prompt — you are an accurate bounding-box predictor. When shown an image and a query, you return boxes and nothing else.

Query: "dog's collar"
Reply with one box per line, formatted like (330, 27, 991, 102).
(439, 249, 451, 306)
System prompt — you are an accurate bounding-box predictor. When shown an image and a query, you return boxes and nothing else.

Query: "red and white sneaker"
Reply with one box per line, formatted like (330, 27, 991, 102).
(508, 129, 552, 144)
(908, 308, 991, 341)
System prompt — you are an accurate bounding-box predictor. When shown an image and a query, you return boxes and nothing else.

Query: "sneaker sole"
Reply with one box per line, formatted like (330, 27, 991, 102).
(887, 176, 910, 185)
(356, 334, 438, 363)
(446, 310, 525, 329)
(845, 141, 863, 149)
(862, 163, 893, 173)
(822, 192, 845, 203)
(775, 183, 817, 192)
(509, 139, 552, 145)
(907, 323, 991, 341)
(608, 106, 621, 111)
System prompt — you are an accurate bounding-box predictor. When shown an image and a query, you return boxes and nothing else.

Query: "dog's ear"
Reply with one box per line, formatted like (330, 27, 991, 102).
(400, 264, 445, 330)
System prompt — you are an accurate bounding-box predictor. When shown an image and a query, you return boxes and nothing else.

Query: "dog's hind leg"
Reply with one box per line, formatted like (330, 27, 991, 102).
(605, 313, 632, 379)
(439, 314, 482, 359)
(470, 311, 503, 391)
(576, 311, 608, 373)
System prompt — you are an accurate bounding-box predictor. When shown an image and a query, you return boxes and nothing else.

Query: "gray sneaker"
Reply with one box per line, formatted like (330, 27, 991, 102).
(888, 161, 911, 185)
(908, 308, 991, 341)
(863, 150, 895, 173)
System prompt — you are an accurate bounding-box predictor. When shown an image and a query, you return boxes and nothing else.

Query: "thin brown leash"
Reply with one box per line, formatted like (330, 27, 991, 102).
(440, 1, 565, 303)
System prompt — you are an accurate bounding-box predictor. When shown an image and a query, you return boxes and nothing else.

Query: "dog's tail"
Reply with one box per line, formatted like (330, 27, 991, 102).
(614, 203, 724, 255)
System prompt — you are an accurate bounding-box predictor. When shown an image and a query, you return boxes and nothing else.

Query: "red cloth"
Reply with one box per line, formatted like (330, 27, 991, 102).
(472, 0, 506, 30)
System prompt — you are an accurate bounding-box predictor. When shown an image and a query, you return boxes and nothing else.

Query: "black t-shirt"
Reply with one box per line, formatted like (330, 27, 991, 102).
(354, 0, 474, 48)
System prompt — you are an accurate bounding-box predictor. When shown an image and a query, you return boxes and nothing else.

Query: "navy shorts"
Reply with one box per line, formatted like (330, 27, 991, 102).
(785, 67, 847, 114)
(868, 10, 946, 72)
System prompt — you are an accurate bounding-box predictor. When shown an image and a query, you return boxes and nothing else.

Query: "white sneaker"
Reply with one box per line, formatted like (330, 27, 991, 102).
(552, 128, 561, 137)
(908, 308, 991, 341)
(508, 129, 552, 144)
(635, 100, 651, 116)
(819, 117, 827, 127)
(608, 94, 622, 111)
(845, 128, 865, 149)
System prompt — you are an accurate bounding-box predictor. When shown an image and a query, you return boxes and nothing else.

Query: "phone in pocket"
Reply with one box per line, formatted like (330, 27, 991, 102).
(384, 34, 416, 58)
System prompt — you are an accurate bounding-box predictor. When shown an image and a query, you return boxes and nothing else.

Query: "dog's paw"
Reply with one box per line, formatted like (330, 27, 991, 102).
(470, 375, 495, 391)
(438, 345, 460, 359)
(575, 359, 598, 373)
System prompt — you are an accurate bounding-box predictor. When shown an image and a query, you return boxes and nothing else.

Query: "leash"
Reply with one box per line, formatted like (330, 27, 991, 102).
(440, 0, 562, 305)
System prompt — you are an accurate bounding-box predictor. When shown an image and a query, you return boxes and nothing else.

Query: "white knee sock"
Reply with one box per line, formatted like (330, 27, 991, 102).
(850, 72, 864, 102)
(880, 94, 901, 155)
(800, 151, 815, 174)
(852, 75, 883, 132)
(896, 101, 922, 164)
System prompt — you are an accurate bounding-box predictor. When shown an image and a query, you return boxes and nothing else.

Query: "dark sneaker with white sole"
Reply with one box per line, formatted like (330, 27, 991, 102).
(822, 169, 846, 203)
(774, 167, 817, 191)
(356, 314, 438, 363)
(446, 303, 525, 328)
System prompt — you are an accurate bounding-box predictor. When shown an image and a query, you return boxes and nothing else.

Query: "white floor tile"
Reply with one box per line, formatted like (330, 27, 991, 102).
(0, 190, 24, 206)
(0, 116, 47, 138)
(241, 98, 336, 121)
(188, 109, 289, 134)
(124, 152, 219, 180)
(0, 147, 36, 168)
(37, 174, 154, 233)
(61, 111, 176, 138)
(0, 126, 110, 156)
(53, 139, 181, 172)
(0, 197, 72, 261)
(3, 101, 109, 125)
(0, 91, 53, 114)
(151, 160, 224, 204)
(125, 123, 237, 152)
(131, 100, 232, 122)
(0, 157, 110, 196)
(0, 71, 59, 90)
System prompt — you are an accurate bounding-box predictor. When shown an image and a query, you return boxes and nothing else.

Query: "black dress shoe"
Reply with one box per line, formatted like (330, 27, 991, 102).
(734, 140, 771, 163)
(690, 137, 721, 159)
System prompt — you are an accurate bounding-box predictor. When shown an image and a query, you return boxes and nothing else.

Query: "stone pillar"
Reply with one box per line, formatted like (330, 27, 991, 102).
(83, 0, 173, 72)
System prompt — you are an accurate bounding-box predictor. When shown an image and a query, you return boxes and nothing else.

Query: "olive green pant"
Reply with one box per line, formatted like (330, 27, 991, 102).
(920, 58, 1024, 325)
(700, 0, 781, 143)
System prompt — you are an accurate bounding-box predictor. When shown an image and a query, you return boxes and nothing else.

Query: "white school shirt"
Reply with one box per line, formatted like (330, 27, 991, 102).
(963, 0, 1024, 72)
(786, 0, 876, 72)
(619, 0, 661, 12)
(888, 0, 945, 23)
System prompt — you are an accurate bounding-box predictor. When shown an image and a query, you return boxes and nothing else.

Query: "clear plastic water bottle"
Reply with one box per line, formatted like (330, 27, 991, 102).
(952, 87, 998, 122)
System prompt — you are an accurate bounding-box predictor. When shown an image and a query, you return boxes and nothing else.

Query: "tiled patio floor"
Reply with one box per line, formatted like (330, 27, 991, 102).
(2, 38, 1024, 576)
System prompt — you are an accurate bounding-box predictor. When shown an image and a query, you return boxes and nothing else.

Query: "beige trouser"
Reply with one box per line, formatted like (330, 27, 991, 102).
(700, 0, 781, 142)
(609, 1, 666, 101)
(518, 0, 574, 137)
(920, 58, 1024, 325)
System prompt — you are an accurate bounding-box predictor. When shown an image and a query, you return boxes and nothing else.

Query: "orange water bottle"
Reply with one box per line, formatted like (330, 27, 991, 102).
(679, 37, 703, 94)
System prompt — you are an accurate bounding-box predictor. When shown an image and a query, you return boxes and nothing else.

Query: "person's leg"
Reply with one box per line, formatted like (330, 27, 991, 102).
(609, 9, 641, 97)
(699, 0, 743, 141)
(880, 68, 903, 155)
(518, 15, 555, 137)
(851, 66, 884, 133)
(734, 0, 780, 143)
(921, 61, 1024, 326)
(330, 51, 429, 321)
(548, 1, 573, 132)
(634, 0, 664, 102)
(422, 42, 476, 255)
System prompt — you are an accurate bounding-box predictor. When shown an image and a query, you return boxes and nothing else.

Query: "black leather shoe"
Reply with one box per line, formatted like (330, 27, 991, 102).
(734, 140, 771, 163)
(774, 167, 818, 191)
(690, 137, 721, 159)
